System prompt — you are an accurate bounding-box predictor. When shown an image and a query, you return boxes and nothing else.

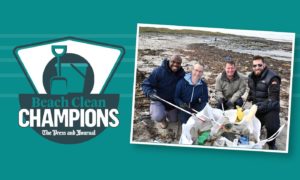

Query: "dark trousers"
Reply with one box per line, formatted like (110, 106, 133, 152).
(178, 103, 206, 124)
(178, 110, 192, 124)
(216, 98, 243, 110)
(256, 110, 280, 146)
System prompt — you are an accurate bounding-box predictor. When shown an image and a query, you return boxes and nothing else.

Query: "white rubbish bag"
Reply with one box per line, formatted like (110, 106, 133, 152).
(179, 104, 286, 149)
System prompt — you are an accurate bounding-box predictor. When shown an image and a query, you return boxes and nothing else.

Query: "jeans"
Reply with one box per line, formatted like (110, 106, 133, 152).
(150, 101, 178, 122)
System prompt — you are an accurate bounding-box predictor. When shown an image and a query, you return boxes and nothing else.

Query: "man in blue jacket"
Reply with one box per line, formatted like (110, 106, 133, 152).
(175, 63, 208, 124)
(142, 55, 185, 129)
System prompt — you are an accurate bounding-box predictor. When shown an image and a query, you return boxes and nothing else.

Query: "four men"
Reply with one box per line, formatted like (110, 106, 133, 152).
(142, 54, 282, 150)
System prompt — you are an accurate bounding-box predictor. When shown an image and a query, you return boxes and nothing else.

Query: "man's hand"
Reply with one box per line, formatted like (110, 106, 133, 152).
(226, 101, 234, 109)
(217, 97, 225, 105)
(149, 92, 159, 101)
(180, 103, 189, 109)
(256, 102, 267, 113)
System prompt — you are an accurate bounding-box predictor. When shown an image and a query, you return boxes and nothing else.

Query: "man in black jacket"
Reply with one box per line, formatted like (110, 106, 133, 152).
(247, 55, 281, 150)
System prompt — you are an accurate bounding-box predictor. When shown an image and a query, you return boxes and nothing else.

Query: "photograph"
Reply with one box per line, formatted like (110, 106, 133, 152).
(130, 24, 295, 153)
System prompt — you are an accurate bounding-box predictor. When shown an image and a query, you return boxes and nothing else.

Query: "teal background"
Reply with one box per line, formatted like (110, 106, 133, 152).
(0, 1, 298, 179)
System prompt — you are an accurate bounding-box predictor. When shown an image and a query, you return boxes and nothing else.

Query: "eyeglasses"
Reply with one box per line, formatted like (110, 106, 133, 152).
(253, 64, 263, 68)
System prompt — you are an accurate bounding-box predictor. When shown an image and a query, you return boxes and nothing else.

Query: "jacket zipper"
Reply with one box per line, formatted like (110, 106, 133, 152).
(189, 86, 195, 108)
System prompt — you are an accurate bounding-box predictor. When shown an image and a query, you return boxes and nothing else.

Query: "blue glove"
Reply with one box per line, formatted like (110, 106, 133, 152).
(226, 101, 234, 109)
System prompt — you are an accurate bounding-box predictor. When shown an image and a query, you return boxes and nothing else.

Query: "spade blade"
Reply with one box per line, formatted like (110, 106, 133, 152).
(50, 76, 68, 95)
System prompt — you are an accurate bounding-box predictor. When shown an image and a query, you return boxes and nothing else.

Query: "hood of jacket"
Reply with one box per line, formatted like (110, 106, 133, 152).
(184, 73, 203, 86)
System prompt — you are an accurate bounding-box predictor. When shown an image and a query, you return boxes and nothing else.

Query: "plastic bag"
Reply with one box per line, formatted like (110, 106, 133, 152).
(179, 104, 262, 147)
(179, 104, 285, 149)
(179, 115, 213, 145)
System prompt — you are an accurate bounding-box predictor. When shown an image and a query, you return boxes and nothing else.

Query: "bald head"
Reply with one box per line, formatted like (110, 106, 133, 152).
(191, 63, 204, 84)
(169, 55, 182, 72)
(193, 64, 203, 71)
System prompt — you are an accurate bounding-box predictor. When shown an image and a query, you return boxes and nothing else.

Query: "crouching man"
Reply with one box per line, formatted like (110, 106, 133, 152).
(215, 59, 246, 110)
(247, 55, 281, 150)
(142, 55, 185, 129)
(175, 63, 208, 124)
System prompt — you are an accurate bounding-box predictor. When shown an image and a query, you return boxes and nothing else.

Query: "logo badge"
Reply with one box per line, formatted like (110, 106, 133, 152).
(14, 37, 125, 144)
